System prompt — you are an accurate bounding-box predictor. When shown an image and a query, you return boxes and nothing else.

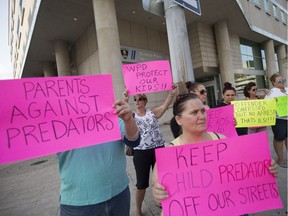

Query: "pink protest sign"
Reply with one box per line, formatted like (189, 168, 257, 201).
(0, 74, 121, 164)
(122, 60, 173, 95)
(206, 105, 238, 137)
(156, 132, 283, 216)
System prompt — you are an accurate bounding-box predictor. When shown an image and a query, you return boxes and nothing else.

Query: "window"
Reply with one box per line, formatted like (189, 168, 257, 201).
(263, 0, 270, 13)
(234, 74, 268, 93)
(19, 0, 23, 8)
(275, 53, 279, 72)
(281, 10, 286, 23)
(240, 39, 264, 70)
(253, 0, 260, 6)
(16, 19, 19, 34)
(18, 33, 22, 49)
(273, 4, 278, 18)
(261, 50, 267, 71)
(241, 45, 254, 69)
(21, 8, 25, 26)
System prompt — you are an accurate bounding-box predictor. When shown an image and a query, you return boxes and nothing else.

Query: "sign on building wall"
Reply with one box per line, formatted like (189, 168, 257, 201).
(174, 0, 201, 15)
(121, 46, 168, 63)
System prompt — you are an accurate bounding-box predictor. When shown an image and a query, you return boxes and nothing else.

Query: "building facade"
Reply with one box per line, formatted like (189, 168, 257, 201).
(9, 0, 288, 108)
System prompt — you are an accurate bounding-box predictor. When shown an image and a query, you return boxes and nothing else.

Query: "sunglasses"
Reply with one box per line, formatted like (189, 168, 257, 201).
(277, 79, 286, 84)
(199, 89, 207, 95)
(134, 98, 145, 102)
(251, 88, 257, 91)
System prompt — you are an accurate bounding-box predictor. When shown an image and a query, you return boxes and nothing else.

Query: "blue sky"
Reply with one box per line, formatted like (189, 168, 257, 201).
(0, 0, 13, 80)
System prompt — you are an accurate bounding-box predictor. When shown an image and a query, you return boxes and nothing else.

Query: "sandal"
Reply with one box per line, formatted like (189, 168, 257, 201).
(277, 161, 288, 168)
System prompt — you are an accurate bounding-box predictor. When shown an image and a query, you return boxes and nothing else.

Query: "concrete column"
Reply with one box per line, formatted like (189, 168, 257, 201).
(276, 44, 287, 80)
(264, 40, 277, 87)
(164, 0, 194, 88)
(214, 21, 234, 85)
(92, 0, 123, 99)
(54, 40, 71, 76)
(43, 62, 57, 77)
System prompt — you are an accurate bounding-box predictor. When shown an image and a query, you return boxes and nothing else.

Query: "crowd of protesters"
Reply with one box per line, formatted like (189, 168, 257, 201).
(57, 72, 286, 216)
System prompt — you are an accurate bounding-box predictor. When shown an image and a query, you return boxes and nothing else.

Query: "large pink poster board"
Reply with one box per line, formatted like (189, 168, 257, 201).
(206, 105, 238, 137)
(156, 132, 283, 216)
(0, 74, 121, 164)
(122, 60, 173, 95)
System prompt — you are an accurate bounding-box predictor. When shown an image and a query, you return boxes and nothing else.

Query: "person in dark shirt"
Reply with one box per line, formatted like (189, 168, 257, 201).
(216, 82, 248, 136)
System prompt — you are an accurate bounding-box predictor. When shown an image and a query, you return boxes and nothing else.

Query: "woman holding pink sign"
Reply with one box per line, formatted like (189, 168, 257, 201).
(170, 81, 210, 138)
(151, 93, 279, 215)
(123, 84, 177, 216)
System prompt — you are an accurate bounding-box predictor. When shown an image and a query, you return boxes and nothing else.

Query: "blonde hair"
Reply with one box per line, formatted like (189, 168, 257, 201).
(270, 73, 281, 83)
(134, 94, 148, 102)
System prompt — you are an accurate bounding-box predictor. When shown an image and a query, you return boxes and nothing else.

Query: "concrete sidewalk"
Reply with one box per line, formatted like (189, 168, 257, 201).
(0, 124, 287, 216)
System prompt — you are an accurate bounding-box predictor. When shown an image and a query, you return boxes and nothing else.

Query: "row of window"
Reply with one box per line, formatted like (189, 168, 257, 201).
(253, 0, 287, 23)
(236, 38, 282, 92)
(240, 39, 279, 72)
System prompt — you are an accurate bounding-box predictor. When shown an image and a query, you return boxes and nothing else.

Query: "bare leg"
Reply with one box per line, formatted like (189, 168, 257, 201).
(274, 139, 285, 164)
(285, 139, 287, 161)
(136, 189, 146, 216)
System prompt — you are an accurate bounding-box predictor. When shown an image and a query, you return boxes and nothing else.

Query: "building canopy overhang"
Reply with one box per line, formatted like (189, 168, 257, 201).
(22, 0, 279, 78)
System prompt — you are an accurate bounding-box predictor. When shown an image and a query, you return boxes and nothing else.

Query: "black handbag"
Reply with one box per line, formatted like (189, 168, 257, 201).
(125, 146, 134, 156)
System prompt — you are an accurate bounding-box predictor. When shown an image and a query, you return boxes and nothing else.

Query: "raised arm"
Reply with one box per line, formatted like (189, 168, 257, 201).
(258, 89, 271, 99)
(113, 100, 139, 141)
(151, 84, 177, 119)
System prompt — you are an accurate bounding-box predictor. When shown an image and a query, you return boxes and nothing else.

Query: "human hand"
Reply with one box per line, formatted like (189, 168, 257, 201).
(264, 89, 271, 96)
(269, 159, 279, 177)
(233, 118, 237, 127)
(152, 181, 169, 205)
(169, 83, 177, 98)
(112, 100, 133, 122)
(122, 89, 129, 103)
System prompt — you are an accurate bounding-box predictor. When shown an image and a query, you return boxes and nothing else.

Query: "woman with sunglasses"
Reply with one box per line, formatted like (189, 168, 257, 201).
(151, 93, 279, 215)
(243, 82, 267, 134)
(170, 82, 209, 138)
(123, 85, 177, 216)
(186, 81, 210, 109)
(216, 82, 248, 136)
(265, 73, 288, 168)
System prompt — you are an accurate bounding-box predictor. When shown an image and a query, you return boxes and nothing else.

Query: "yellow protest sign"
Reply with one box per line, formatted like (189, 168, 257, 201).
(232, 99, 276, 127)
(276, 95, 288, 117)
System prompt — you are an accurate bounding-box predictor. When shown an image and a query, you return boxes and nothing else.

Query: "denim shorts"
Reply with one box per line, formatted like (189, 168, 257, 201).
(60, 187, 130, 216)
